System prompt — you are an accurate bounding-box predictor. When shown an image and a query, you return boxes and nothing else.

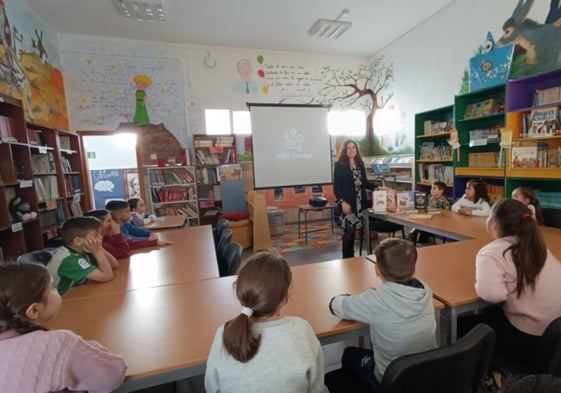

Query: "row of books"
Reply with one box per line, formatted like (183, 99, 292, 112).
(197, 167, 219, 185)
(468, 127, 500, 147)
(34, 176, 59, 202)
(198, 185, 222, 202)
(533, 86, 561, 107)
(151, 187, 196, 203)
(511, 142, 561, 168)
(61, 156, 73, 172)
(64, 175, 82, 195)
(373, 190, 429, 212)
(148, 169, 194, 185)
(31, 152, 56, 174)
(422, 120, 453, 136)
(0, 115, 17, 142)
(194, 136, 234, 148)
(419, 142, 452, 161)
(155, 203, 198, 217)
(417, 163, 454, 185)
(468, 152, 499, 168)
(521, 106, 561, 138)
(487, 184, 505, 204)
(464, 99, 504, 119)
(195, 148, 237, 165)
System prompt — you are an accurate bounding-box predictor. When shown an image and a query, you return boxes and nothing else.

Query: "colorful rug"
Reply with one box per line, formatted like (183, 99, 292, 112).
(271, 222, 342, 253)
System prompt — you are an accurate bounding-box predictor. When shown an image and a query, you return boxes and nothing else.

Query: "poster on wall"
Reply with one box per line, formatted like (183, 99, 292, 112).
(63, 53, 189, 147)
(0, 0, 69, 129)
(90, 168, 136, 209)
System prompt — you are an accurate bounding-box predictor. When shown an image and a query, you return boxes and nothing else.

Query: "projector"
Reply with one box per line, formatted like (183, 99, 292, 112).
(309, 196, 328, 207)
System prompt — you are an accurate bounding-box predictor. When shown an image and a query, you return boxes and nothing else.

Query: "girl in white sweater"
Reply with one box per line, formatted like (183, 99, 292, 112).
(205, 252, 325, 393)
(451, 179, 491, 216)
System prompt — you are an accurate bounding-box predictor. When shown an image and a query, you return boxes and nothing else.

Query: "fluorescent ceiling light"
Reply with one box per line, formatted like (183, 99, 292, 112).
(113, 0, 166, 22)
(309, 9, 351, 39)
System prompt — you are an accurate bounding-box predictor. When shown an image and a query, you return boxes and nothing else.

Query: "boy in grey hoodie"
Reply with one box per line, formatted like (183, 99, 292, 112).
(328, 238, 437, 390)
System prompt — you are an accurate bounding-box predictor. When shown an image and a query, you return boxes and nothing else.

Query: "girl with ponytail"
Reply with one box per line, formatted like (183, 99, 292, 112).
(474, 198, 561, 367)
(205, 252, 326, 393)
(0, 263, 126, 393)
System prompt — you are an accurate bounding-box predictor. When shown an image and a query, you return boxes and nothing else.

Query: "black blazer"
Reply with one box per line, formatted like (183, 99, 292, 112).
(333, 161, 376, 214)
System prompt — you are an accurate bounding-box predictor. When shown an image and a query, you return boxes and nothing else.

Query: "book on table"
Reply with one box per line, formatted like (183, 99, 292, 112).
(372, 190, 387, 212)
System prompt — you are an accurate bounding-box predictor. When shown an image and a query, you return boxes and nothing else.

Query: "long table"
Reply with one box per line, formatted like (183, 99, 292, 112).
(47, 256, 443, 392)
(64, 225, 218, 300)
(366, 209, 561, 342)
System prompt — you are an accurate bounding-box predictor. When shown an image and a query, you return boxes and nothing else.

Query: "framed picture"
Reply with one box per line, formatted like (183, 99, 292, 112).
(123, 169, 140, 200)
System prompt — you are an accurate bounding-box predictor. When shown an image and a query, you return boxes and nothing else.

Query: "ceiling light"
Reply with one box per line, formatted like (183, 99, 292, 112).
(113, 0, 166, 22)
(308, 9, 352, 39)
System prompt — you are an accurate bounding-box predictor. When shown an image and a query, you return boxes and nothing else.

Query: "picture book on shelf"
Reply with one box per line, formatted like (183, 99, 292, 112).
(511, 142, 537, 168)
(528, 107, 559, 137)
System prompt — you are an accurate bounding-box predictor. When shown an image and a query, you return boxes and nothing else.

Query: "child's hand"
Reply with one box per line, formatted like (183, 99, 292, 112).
(83, 234, 103, 253)
(148, 233, 158, 241)
(157, 240, 171, 246)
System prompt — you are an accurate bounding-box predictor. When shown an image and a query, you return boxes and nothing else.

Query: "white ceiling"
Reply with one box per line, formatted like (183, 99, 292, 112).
(22, 0, 454, 57)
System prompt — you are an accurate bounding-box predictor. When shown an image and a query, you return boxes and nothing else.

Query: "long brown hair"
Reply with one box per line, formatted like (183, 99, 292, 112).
(467, 179, 490, 204)
(491, 199, 547, 297)
(336, 138, 364, 167)
(0, 263, 50, 334)
(222, 252, 292, 362)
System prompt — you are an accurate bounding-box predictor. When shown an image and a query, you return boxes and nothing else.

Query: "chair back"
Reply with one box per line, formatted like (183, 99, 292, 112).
(381, 323, 495, 393)
(220, 242, 243, 276)
(536, 316, 561, 376)
(213, 218, 229, 246)
(16, 248, 58, 266)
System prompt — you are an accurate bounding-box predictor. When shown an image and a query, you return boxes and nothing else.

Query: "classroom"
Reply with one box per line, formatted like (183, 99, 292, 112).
(1, 0, 561, 392)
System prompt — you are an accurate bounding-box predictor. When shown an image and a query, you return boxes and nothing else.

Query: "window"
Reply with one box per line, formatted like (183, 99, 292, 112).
(204, 109, 231, 135)
(327, 110, 365, 136)
(233, 111, 251, 135)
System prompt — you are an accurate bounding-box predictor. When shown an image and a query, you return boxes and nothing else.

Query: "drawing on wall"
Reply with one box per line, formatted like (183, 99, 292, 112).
(256, 55, 269, 95)
(124, 169, 140, 200)
(233, 58, 258, 94)
(132, 74, 151, 125)
(0, 0, 68, 128)
(497, 0, 561, 77)
(63, 54, 189, 148)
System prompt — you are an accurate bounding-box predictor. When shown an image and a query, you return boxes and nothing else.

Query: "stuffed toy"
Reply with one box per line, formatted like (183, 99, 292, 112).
(9, 197, 38, 222)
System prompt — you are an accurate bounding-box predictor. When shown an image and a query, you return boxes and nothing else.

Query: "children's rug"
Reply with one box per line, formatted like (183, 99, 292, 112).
(271, 223, 342, 253)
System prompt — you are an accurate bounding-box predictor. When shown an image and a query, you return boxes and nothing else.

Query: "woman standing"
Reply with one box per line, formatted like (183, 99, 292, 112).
(333, 139, 377, 258)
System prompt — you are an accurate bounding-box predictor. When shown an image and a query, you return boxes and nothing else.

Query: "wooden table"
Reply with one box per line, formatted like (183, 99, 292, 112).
(298, 203, 337, 243)
(144, 215, 186, 230)
(47, 256, 443, 392)
(64, 225, 218, 300)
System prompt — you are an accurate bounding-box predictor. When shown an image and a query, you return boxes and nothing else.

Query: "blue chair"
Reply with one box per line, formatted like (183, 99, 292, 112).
(219, 242, 243, 277)
(213, 218, 229, 247)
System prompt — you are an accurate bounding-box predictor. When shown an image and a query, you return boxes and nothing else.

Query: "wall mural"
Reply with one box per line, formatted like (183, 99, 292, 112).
(63, 54, 189, 148)
(0, 0, 68, 129)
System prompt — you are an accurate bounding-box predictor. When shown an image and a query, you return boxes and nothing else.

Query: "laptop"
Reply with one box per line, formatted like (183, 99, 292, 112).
(371, 163, 390, 174)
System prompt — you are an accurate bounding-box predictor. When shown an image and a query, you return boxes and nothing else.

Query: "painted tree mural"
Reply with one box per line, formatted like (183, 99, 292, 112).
(318, 55, 394, 156)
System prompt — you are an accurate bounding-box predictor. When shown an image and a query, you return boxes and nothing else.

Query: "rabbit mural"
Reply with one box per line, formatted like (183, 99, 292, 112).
(497, 0, 561, 70)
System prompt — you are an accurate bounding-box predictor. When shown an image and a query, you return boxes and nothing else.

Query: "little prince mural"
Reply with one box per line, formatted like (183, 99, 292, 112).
(133, 74, 151, 125)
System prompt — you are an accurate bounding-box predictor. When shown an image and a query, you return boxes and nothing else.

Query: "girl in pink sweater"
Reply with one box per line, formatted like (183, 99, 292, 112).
(0, 263, 127, 393)
(474, 198, 561, 368)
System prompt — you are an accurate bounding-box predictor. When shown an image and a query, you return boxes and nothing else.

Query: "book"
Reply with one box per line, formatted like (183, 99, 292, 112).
(534, 87, 560, 106)
(372, 190, 387, 212)
(396, 191, 412, 211)
(528, 107, 558, 137)
(511, 142, 538, 168)
(386, 189, 396, 210)
(420, 142, 435, 160)
(414, 191, 428, 209)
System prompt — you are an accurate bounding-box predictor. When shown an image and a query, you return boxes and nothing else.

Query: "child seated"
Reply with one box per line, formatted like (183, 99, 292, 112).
(511, 187, 544, 225)
(127, 197, 155, 227)
(105, 200, 158, 242)
(84, 209, 161, 259)
(410, 181, 451, 243)
(205, 252, 325, 393)
(451, 179, 491, 216)
(47, 216, 119, 295)
(0, 263, 126, 391)
(327, 238, 437, 390)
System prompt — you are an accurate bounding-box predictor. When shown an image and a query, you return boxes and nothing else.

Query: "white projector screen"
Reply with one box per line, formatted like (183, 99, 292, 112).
(249, 104, 332, 189)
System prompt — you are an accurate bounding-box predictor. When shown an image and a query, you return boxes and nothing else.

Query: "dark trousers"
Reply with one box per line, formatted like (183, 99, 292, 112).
(342, 347, 381, 391)
(342, 222, 356, 258)
(458, 306, 540, 369)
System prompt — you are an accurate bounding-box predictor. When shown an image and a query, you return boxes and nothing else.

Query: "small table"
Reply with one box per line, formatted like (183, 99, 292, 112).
(297, 203, 338, 244)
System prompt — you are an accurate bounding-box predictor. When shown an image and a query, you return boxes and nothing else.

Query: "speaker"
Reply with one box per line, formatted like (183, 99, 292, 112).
(309, 196, 328, 207)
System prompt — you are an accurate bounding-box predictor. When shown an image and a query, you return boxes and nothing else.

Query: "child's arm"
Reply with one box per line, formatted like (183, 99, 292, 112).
(103, 249, 119, 269)
(63, 333, 127, 392)
(450, 197, 463, 213)
(475, 247, 509, 302)
(471, 200, 491, 216)
(83, 236, 114, 282)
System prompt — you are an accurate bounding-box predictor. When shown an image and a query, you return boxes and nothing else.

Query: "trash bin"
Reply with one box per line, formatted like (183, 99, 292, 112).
(267, 207, 285, 236)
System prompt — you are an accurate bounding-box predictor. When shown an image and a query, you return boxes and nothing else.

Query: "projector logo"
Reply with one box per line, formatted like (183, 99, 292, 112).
(275, 128, 313, 160)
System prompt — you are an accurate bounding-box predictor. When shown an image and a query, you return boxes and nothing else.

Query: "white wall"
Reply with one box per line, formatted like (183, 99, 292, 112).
(377, 0, 551, 134)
